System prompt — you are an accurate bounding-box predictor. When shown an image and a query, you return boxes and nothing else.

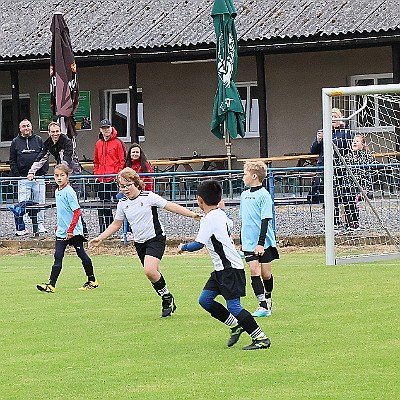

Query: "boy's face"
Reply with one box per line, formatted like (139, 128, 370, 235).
(54, 169, 69, 188)
(49, 125, 62, 143)
(243, 169, 259, 186)
(118, 177, 140, 199)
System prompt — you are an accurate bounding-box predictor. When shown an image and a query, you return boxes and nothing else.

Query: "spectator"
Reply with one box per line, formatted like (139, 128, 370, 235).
(28, 121, 87, 235)
(341, 134, 376, 231)
(124, 143, 154, 191)
(310, 108, 354, 228)
(93, 119, 126, 233)
(9, 119, 48, 235)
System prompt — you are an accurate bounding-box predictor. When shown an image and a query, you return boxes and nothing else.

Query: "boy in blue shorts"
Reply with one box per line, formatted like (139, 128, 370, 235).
(240, 161, 279, 317)
(178, 180, 271, 350)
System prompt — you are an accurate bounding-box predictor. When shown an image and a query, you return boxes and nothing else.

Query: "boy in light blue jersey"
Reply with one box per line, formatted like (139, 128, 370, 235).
(240, 161, 279, 317)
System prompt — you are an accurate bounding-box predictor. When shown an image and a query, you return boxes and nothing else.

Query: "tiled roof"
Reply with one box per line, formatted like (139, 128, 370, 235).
(1, 0, 399, 60)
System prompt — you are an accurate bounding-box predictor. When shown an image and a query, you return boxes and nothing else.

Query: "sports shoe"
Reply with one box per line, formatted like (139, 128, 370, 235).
(252, 306, 268, 317)
(242, 337, 271, 350)
(78, 280, 99, 290)
(121, 232, 135, 242)
(36, 283, 55, 293)
(161, 293, 176, 317)
(228, 325, 244, 347)
(37, 224, 47, 234)
(15, 229, 29, 236)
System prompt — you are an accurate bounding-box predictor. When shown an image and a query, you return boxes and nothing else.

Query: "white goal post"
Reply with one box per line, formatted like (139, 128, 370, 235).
(322, 83, 400, 265)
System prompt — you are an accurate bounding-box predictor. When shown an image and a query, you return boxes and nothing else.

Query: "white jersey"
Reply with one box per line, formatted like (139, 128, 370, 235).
(115, 191, 168, 243)
(195, 208, 244, 272)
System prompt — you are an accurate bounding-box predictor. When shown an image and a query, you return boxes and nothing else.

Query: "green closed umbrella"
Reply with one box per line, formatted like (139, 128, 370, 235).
(211, 0, 245, 170)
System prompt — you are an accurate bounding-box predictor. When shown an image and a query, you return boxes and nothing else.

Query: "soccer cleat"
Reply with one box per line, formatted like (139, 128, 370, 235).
(36, 283, 55, 293)
(242, 337, 271, 350)
(161, 293, 176, 317)
(252, 306, 268, 317)
(79, 280, 99, 290)
(228, 325, 244, 347)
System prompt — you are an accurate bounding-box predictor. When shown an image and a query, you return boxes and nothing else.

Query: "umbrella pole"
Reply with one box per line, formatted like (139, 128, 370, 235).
(224, 121, 233, 198)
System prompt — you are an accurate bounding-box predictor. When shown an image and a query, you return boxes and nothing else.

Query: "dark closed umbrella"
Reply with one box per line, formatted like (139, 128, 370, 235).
(50, 12, 79, 139)
(211, 0, 245, 145)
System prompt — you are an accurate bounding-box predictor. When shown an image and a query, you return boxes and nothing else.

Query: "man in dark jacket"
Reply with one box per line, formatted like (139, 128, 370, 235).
(28, 121, 87, 235)
(9, 119, 49, 235)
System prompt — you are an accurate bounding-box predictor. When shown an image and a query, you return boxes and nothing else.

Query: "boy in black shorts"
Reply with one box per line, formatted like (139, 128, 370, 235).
(178, 180, 271, 350)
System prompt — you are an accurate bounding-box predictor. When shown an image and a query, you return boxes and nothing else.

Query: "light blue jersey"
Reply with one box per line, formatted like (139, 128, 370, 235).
(55, 184, 83, 238)
(240, 186, 276, 252)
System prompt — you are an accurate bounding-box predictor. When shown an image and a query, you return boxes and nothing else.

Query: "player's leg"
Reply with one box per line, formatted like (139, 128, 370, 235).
(260, 262, 273, 316)
(137, 237, 176, 317)
(36, 238, 67, 292)
(226, 298, 271, 350)
(245, 254, 268, 317)
(71, 237, 98, 290)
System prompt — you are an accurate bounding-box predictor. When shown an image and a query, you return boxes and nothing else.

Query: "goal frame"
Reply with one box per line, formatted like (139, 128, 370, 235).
(322, 83, 400, 265)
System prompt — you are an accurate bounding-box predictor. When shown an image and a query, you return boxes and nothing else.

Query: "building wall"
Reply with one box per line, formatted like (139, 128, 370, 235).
(0, 46, 393, 169)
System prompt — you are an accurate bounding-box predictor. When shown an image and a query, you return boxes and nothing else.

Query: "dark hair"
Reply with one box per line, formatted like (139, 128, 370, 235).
(124, 143, 150, 172)
(197, 180, 222, 206)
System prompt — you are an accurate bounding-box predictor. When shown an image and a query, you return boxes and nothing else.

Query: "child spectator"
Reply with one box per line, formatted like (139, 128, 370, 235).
(89, 167, 201, 318)
(36, 164, 98, 293)
(240, 161, 279, 317)
(341, 134, 376, 230)
(178, 180, 271, 350)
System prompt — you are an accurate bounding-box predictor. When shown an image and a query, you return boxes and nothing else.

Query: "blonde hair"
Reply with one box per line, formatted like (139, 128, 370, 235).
(117, 167, 145, 190)
(332, 108, 343, 118)
(54, 164, 71, 176)
(354, 133, 369, 150)
(48, 121, 61, 131)
(244, 161, 267, 182)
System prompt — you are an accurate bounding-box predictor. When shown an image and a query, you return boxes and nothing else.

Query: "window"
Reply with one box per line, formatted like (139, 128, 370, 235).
(104, 89, 144, 142)
(0, 95, 30, 146)
(350, 73, 394, 132)
(237, 82, 259, 138)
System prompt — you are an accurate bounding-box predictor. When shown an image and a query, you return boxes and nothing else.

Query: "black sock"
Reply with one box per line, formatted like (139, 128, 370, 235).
(236, 309, 264, 338)
(152, 274, 169, 297)
(263, 275, 273, 297)
(208, 301, 231, 324)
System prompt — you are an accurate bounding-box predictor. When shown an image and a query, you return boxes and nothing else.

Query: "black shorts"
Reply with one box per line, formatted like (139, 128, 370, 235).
(244, 246, 279, 263)
(134, 235, 166, 266)
(203, 268, 246, 300)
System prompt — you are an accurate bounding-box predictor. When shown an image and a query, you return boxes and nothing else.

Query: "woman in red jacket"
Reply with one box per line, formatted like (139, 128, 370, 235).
(124, 143, 154, 191)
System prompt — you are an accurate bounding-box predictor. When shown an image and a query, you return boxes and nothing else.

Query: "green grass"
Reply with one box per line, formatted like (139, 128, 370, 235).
(0, 251, 399, 399)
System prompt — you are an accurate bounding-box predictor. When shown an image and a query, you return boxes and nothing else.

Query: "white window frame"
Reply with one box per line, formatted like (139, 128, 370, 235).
(0, 93, 30, 147)
(104, 88, 144, 142)
(349, 73, 394, 133)
(236, 81, 259, 139)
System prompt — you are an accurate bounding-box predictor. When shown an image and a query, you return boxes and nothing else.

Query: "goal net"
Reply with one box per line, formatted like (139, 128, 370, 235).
(322, 84, 400, 265)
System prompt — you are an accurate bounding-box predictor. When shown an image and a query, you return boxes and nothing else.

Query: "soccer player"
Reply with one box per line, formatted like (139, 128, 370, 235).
(178, 180, 271, 350)
(240, 161, 279, 317)
(36, 164, 98, 293)
(89, 167, 201, 318)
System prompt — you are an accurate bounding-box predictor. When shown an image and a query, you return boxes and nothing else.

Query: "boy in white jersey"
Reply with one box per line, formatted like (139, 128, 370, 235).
(90, 167, 201, 318)
(178, 180, 271, 350)
(240, 161, 279, 317)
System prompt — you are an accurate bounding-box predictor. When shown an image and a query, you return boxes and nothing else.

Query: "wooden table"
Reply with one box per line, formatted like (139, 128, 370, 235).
(149, 156, 231, 172)
(238, 154, 319, 167)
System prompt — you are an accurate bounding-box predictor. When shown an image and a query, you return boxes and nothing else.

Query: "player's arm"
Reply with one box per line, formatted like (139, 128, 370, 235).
(66, 208, 81, 239)
(89, 219, 123, 246)
(178, 241, 204, 254)
(254, 217, 270, 256)
(164, 201, 202, 220)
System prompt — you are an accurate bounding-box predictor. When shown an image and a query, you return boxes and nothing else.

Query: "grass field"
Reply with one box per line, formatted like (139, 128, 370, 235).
(0, 250, 399, 399)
